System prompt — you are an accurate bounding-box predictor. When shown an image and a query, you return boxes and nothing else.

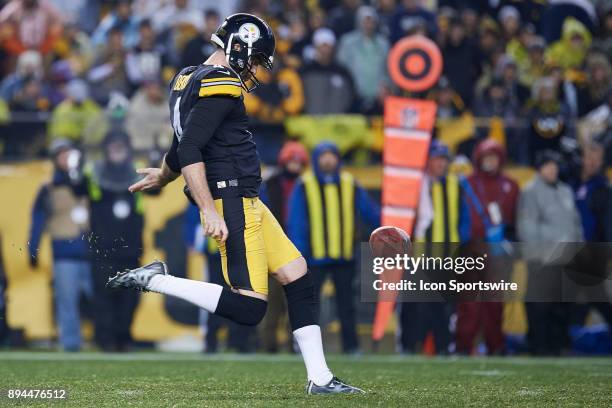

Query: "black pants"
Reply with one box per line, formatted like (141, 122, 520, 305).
(526, 302, 570, 355)
(525, 263, 570, 355)
(312, 262, 359, 353)
(399, 302, 451, 354)
(92, 259, 140, 351)
(205, 253, 256, 353)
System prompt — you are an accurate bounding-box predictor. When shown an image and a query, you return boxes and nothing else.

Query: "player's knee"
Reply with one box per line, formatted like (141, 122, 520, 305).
(216, 289, 267, 326)
(238, 295, 267, 326)
(273, 257, 307, 286)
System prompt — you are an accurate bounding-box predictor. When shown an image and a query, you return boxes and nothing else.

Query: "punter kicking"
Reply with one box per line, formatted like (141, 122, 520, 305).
(106, 12, 362, 395)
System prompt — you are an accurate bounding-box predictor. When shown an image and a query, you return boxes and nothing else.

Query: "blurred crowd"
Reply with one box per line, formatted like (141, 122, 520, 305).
(0, 0, 611, 355)
(0, 0, 610, 165)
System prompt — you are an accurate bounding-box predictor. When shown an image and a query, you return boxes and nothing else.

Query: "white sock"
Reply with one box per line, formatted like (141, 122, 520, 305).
(147, 275, 223, 313)
(293, 325, 333, 386)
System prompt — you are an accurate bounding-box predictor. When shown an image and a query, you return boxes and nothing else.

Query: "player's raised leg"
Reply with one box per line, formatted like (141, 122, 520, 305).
(106, 261, 267, 326)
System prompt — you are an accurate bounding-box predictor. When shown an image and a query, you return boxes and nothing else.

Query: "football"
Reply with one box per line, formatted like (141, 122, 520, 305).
(369, 226, 412, 258)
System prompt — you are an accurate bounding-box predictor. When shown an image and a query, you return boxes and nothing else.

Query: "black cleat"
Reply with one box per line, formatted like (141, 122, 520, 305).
(106, 260, 168, 292)
(306, 377, 365, 395)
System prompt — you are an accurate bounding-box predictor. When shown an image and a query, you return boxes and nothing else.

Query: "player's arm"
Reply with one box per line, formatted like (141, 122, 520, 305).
(177, 96, 237, 242)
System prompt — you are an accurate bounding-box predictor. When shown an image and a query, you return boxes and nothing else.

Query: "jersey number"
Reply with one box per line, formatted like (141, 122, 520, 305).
(172, 97, 183, 140)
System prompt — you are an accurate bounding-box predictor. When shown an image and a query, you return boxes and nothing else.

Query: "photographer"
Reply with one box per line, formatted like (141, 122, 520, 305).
(27, 139, 92, 352)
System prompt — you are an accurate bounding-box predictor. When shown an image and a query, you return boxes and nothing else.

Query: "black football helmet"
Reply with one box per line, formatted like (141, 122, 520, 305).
(211, 13, 275, 92)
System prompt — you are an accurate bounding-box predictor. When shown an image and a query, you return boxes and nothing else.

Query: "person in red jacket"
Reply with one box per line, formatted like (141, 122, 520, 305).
(456, 139, 520, 355)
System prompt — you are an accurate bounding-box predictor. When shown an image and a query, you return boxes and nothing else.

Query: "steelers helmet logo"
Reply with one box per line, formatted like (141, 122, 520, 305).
(388, 35, 442, 92)
(238, 23, 260, 43)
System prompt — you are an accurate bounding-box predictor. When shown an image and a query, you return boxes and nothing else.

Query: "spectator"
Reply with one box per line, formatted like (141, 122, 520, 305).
(528, 76, 574, 163)
(337, 6, 389, 114)
(498, 5, 521, 45)
(327, 0, 361, 38)
(28, 139, 92, 351)
(547, 62, 579, 118)
(460, 6, 480, 44)
(570, 143, 609, 243)
(506, 23, 536, 73)
(517, 36, 546, 87)
(48, 0, 99, 33)
(259, 141, 309, 352)
(125, 80, 171, 154)
(0, 0, 63, 56)
(429, 76, 465, 120)
(440, 17, 479, 106)
(5, 75, 49, 112)
(0, 50, 43, 104)
(87, 28, 131, 105)
(288, 141, 380, 353)
(495, 54, 530, 109)
(592, 3, 612, 57)
(86, 130, 143, 352)
(401, 140, 470, 354)
(91, 0, 140, 49)
(299, 28, 355, 114)
(576, 53, 611, 118)
(576, 87, 612, 162)
(375, 0, 396, 39)
(567, 142, 612, 327)
(180, 8, 220, 68)
(389, 0, 437, 43)
(517, 150, 583, 355)
(48, 79, 101, 144)
(152, 0, 203, 34)
(51, 22, 94, 78)
(126, 20, 173, 88)
(152, 0, 203, 60)
(473, 78, 522, 162)
(474, 78, 519, 126)
(456, 139, 519, 355)
(244, 59, 304, 123)
(545, 17, 591, 71)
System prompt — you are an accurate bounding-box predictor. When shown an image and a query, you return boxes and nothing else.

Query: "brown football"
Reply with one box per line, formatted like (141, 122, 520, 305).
(369, 226, 412, 258)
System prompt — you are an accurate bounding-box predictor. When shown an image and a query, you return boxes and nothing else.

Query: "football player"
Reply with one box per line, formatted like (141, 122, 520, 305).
(106, 13, 363, 395)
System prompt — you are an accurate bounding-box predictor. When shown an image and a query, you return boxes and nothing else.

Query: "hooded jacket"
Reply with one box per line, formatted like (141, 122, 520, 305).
(545, 18, 592, 70)
(466, 140, 520, 240)
(287, 142, 380, 265)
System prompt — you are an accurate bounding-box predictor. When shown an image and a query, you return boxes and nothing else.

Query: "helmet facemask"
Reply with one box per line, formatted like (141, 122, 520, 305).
(241, 53, 273, 92)
(220, 31, 274, 93)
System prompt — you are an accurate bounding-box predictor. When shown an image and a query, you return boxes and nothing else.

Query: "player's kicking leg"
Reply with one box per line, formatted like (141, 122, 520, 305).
(106, 259, 363, 395)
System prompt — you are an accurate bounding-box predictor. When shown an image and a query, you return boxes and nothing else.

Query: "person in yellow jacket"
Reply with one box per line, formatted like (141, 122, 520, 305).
(48, 79, 101, 144)
(287, 141, 380, 353)
(545, 17, 592, 71)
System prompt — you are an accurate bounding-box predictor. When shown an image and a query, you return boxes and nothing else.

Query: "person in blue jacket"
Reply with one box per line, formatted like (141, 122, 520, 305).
(287, 141, 380, 353)
(28, 139, 92, 351)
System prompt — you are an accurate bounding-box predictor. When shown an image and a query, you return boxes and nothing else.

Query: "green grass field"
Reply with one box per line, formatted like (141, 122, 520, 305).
(0, 352, 611, 407)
